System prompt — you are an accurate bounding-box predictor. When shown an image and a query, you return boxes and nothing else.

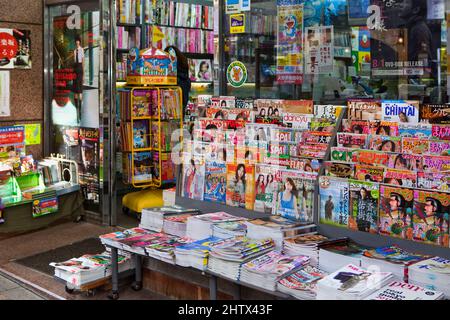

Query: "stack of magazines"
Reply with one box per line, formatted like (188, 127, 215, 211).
(145, 234, 192, 264)
(116, 232, 169, 255)
(163, 214, 195, 238)
(240, 251, 310, 291)
(364, 280, 445, 300)
(284, 234, 347, 267)
(316, 264, 394, 300)
(175, 236, 224, 270)
(408, 256, 450, 298)
(140, 206, 199, 232)
(277, 266, 328, 300)
(186, 212, 246, 240)
(50, 252, 133, 287)
(212, 221, 247, 238)
(99, 227, 150, 248)
(245, 216, 317, 249)
(318, 241, 370, 273)
(360, 245, 430, 282)
(207, 237, 275, 281)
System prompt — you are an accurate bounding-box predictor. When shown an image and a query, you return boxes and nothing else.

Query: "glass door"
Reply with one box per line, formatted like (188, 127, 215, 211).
(44, 0, 116, 225)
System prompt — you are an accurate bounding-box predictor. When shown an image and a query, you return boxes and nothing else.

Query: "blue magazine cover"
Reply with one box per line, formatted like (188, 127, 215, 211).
(204, 160, 227, 204)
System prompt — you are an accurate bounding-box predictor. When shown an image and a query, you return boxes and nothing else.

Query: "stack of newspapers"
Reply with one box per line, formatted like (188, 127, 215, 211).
(240, 251, 310, 291)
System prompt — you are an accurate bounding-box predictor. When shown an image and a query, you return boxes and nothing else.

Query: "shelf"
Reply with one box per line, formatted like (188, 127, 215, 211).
(145, 23, 213, 32)
(183, 52, 214, 58)
(116, 22, 140, 27)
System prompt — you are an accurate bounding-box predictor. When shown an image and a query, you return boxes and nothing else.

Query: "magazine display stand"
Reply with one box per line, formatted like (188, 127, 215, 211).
(316, 102, 450, 259)
(119, 86, 183, 189)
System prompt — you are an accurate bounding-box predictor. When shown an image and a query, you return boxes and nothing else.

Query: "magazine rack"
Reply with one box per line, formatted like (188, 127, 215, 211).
(120, 86, 183, 189)
(174, 105, 450, 259)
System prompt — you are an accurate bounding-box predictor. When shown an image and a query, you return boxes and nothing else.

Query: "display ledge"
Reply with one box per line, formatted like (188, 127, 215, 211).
(2, 184, 80, 208)
(176, 196, 269, 220)
(318, 224, 450, 260)
(142, 250, 294, 300)
(145, 23, 214, 32)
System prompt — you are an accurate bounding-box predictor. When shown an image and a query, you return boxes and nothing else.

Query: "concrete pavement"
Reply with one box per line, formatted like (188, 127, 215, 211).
(0, 272, 45, 300)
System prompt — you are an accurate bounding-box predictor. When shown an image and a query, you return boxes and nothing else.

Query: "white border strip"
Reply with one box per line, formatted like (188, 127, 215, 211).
(0, 267, 66, 300)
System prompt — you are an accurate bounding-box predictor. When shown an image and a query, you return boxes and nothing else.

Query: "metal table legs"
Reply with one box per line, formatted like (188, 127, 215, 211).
(209, 274, 217, 300)
(108, 246, 120, 300)
(132, 254, 143, 291)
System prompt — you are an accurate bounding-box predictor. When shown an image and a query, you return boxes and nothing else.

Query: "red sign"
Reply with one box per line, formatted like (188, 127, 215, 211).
(0, 32, 18, 60)
(0, 126, 25, 146)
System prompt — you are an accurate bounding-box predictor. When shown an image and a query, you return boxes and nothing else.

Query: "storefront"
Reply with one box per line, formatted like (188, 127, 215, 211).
(0, 0, 449, 301)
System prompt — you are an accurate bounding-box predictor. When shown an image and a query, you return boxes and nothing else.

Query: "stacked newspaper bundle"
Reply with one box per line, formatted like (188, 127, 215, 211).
(364, 280, 445, 300)
(277, 266, 329, 300)
(99, 227, 150, 248)
(318, 241, 370, 273)
(186, 212, 246, 240)
(50, 252, 133, 287)
(207, 237, 275, 281)
(175, 236, 225, 270)
(245, 216, 317, 249)
(316, 264, 394, 300)
(408, 256, 450, 298)
(284, 235, 347, 267)
(360, 245, 430, 282)
(163, 214, 194, 237)
(140, 206, 200, 232)
(212, 221, 247, 238)
(240, 251, 310, 291)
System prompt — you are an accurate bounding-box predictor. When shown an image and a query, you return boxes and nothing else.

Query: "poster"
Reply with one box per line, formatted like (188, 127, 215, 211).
(52, 13, 100, 128)
(0, 71, 9, 117)
(23, 123, 41, 145)
(79, 128, 100, 205)
(0, 29, 31, 69)
(230, 14, 245, 34)
(305, 26, 334, 74)
(226, 0, 241, 14)
(0, 126, 25, 146)
(276, 0, 304, 84)
(370, 2, 441, 79)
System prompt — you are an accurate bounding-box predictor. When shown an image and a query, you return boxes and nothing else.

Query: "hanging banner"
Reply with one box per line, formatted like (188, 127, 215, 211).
(0, 29, 31, 69)
(276, 0, 304, 84)
(230, 14, 245, 34)
(0, 71, 10, 117)
(305, 25, 334, 74)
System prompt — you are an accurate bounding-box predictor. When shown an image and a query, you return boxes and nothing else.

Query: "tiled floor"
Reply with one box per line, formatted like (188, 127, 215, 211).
(0, 274, 44, 300)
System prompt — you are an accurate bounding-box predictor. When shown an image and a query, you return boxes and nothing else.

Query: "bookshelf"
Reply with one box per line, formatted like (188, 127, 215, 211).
(114, 0, 215, 72)
(117, 86, 183, 188)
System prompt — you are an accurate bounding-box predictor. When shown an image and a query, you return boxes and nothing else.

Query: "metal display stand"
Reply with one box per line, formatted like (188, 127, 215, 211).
(104, 241, 295, 300)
